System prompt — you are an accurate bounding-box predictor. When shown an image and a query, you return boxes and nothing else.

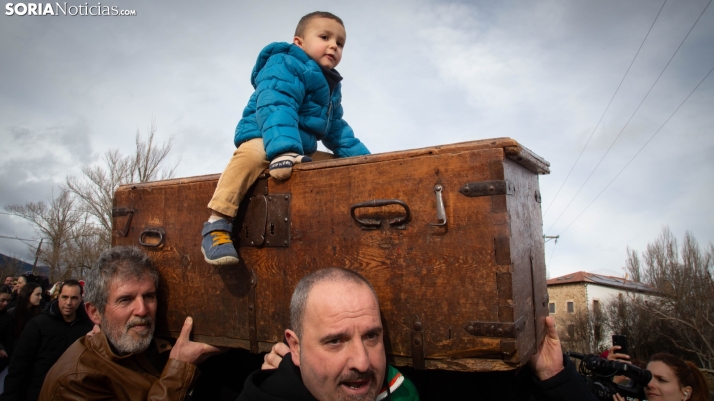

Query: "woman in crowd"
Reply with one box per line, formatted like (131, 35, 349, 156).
(616, 352, 710, 401)
(6, 274, 38, 311)
(8, 283, 42, 338)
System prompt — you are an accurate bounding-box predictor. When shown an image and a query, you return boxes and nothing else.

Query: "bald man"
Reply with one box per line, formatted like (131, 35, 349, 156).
(238, 267, 418, 401)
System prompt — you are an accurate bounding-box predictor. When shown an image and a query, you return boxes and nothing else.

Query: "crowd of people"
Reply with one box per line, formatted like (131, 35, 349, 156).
(0, 273, 93, 401)
(0, 247, 708, 401)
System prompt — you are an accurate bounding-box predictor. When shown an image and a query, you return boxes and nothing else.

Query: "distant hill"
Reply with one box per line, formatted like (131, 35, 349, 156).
(0, 253, 50, 277)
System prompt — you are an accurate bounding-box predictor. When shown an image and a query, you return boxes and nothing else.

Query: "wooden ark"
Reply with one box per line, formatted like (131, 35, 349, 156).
(112, 138, 551, 372)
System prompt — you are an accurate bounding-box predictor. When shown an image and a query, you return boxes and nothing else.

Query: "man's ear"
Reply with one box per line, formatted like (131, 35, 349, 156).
(85, 303, 102, 326)
(293, 36, 304, 49)
(285, 329, 301, 367)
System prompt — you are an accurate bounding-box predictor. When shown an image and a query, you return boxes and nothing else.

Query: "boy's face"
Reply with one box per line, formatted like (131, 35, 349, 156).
(293, 17, 346, 70)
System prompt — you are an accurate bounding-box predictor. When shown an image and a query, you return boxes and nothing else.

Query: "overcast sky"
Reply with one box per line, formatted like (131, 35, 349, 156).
(1, 0, 712, 279)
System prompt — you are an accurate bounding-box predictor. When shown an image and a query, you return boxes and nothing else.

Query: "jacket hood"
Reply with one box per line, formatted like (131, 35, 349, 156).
(250, 42, 315, 88)
(47, 299, 90, 323)
(238, 353, 318, 401)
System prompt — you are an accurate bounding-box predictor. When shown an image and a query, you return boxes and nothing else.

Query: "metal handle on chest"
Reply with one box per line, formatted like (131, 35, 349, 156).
(139, 228, 166, 247)
(429, 185, 447, 226)
(350, 199, 411, 230)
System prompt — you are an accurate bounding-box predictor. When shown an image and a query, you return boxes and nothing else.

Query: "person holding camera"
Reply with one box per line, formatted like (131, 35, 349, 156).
(607, 348, 710, 401)
(636, 353, 709, 401)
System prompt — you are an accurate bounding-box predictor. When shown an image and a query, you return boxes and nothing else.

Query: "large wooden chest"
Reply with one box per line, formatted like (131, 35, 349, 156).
(112, 138, 550, 372)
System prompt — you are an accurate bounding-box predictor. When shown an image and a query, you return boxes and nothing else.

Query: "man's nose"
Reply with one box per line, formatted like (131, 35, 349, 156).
(347, 340, 371, 372)
(133, 298, 149, 316)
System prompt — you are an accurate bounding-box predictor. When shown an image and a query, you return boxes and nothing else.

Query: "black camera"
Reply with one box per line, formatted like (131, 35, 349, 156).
(566, 352, 651, 401)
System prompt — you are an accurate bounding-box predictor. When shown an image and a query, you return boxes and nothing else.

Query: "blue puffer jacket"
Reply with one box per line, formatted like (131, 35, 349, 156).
(234, 42, 370, 160)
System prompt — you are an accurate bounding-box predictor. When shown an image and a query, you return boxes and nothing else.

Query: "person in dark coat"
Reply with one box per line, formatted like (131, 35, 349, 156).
(6, 284, 42, 344)
(1, 280, 93, 401)
(0, 285, 14, 372)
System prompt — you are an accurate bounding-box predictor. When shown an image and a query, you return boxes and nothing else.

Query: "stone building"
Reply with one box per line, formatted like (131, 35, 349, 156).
(546, 271, 658, 350)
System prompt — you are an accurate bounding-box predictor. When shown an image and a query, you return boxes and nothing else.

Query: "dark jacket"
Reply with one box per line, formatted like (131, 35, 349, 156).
(528, 356, 599, 401)
(1, 300, 93, 401)
(238, 353, 594, 401)
(237, 353, 317, 401)
(5, 293, 17, 312)
(0, 310, 13, 371)
(236, 353, 418, 401)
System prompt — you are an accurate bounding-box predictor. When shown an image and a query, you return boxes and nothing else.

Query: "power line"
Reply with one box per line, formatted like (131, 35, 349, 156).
(558, 63, 714, 236)
(0, 235, 40, 242)
(546, 0, 712, 235)
(543, 0, 668, 217)
(0, 234, 41, 248)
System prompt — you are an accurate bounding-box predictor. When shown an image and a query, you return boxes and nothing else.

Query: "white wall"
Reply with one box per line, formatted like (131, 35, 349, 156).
(586, 285, 624, 309)
(585, 284, 628, 345)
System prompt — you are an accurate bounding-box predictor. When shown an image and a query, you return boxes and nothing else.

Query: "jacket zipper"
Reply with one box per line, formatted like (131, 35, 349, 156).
(323, 97, 333, 136)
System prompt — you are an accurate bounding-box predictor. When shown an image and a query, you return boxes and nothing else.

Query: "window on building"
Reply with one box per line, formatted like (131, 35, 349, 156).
(567, 324, 575, 338)
(549, 303, 556, 314)
(567, 301, 574, 313)
(592, 299, 602, 343)
(592, 299, 602, 319)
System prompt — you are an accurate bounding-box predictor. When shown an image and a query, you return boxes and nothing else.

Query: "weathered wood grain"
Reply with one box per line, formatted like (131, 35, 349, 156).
(113, 139, 549, 372)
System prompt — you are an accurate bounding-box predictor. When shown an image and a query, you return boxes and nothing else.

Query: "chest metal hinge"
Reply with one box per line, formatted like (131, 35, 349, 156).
(459, 180, 515, 197)
(236, 175, 291, 248)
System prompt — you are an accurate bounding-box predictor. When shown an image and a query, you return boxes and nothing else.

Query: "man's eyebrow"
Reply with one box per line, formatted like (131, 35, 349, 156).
(364, 327, 383, 336)
(318, 326, 383, 343)
(318, 330, 349, 343)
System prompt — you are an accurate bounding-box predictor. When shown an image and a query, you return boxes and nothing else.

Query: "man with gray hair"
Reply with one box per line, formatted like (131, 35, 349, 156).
(238, 267, 419, 401)
(39, 246, 222, 401)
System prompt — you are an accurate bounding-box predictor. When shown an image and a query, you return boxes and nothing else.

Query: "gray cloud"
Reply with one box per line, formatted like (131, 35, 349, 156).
(0, 0, 711, 276)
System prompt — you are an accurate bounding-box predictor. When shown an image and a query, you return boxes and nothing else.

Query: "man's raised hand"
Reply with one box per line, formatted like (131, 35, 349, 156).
(261, 342, 289, 370)
(529, 316, 564, 381)
(169, 317, 225, 365)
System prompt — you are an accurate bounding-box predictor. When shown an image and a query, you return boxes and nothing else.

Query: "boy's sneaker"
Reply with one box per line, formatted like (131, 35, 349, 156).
(201, 220, 239, 265)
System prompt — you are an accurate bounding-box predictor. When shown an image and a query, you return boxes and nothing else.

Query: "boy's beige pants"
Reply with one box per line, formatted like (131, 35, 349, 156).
(208, 138, 334, 217)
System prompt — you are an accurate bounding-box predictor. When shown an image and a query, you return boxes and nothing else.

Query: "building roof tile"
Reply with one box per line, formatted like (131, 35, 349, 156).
(547, 271, 659, 294)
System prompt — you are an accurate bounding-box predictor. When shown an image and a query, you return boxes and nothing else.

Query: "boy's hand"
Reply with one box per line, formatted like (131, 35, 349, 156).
(269, 153, 312, 180)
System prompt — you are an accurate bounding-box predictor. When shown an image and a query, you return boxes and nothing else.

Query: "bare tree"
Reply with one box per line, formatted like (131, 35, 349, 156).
(66, 122, 178, 247)
(65, 149, 133, 245)
(624, 246, 642, 283)
(0, 255, 26, 283)
(62, 215, 105, 280)
(626, 227, 714, 368)
(560, 307, 608, 355)
(602, 293, 677, 361)
(132, 120, 177, 183)
(4, 190, 81, 281)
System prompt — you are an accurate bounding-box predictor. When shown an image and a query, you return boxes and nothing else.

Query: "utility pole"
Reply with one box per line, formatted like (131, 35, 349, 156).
(31, 238, 43, 275)
(544, 235, 560, 244)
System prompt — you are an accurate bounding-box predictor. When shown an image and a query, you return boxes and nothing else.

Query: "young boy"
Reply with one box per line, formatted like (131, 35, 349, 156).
(202, 11, 370, 265)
